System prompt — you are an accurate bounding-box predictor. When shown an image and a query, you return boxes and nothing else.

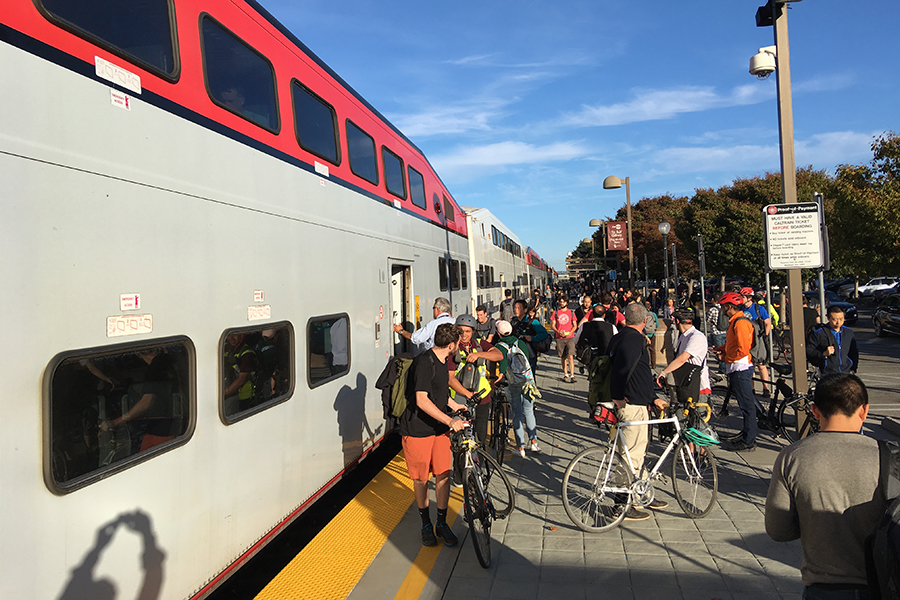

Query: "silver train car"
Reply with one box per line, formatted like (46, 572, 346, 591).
(0, 0, 550, 598)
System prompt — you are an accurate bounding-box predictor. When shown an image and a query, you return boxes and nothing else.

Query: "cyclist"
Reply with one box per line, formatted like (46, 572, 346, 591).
(448, 314, 503, 445)
(655, 308, 711, 404)
(713, 292, 758, 452)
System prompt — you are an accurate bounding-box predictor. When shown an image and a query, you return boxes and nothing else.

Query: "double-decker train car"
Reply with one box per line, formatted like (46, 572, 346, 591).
(0, 1, 551, 598)
(463, 206, 530, 314)
(526, 248, 551, 295)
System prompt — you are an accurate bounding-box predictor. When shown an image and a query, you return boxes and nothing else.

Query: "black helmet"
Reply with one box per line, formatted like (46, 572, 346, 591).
(455, 314, 477, 329)
(673, 307, 695, 322)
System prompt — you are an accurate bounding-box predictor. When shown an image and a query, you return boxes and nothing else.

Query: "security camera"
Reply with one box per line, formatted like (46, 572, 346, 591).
(749, 46, 777, 80)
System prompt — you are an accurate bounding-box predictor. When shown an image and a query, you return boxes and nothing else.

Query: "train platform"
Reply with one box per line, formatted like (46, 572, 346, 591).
(250, 355, 891, 600)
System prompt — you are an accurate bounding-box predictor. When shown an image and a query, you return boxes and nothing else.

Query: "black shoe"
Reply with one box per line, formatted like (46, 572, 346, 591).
(723, 432, 743, 442)
(434, 521, 458, 546)
(624, 507, 651, 521)
(579, 366, 585, 375)
(724, 440, 756, 452)
(421, 523, 437, 546)
(646, 499, 668, 510)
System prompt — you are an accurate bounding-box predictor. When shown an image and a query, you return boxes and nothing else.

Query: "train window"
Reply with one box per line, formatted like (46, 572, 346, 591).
(346, 120, 378, 185)
(439, 258, 449, 291)
(308, 315, 350, 388)
(477, 266, 484, 289)
(46, 338, 193, 492)
(382, 147, 407, 200)
(222, 323, 294, 423)
(408, 166, 426, 210)
(443, 196, 455, 222)
(461, 262, 468, 290)
(292, 81, 339, 165)
(202, 16, 279, 132)
(449, 260, 460, 291)
(39, 0, 178, 79)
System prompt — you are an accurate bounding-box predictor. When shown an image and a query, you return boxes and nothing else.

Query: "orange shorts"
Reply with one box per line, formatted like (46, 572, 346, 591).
(402, 434, 452, 481)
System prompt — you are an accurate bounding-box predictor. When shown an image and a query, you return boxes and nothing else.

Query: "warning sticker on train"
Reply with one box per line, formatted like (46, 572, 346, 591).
(107, 314, 152, 338)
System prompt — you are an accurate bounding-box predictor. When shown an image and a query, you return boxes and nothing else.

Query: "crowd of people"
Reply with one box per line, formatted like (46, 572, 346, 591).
(393, 283, 890, 600)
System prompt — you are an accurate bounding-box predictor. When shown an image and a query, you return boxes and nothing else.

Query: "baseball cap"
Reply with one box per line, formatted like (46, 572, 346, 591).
(496, 320, 513, 336)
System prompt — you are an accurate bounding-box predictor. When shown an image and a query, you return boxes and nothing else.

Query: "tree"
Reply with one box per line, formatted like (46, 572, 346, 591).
(831, 132, 900, 276)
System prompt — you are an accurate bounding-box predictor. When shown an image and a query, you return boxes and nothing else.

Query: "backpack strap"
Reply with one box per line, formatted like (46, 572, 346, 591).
(878, 440, 900, 501)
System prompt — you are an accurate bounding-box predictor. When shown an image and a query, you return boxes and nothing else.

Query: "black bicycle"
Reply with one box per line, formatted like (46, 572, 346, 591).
(488, 380, 511, 465)
(449, 393, 515, 568)
(714, 363, 819, 441)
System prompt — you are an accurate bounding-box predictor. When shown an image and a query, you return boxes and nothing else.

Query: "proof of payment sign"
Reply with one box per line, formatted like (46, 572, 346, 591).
(764, 202, 824, 270)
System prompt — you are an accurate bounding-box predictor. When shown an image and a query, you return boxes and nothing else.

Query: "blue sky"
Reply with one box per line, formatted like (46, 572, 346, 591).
(263, 0, 900, 273)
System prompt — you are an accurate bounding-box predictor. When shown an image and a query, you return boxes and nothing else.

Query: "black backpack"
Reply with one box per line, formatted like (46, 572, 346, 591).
(866, 440, 900, 600)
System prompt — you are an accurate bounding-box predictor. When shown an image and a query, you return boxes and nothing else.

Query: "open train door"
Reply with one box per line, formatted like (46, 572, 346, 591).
(390, 263, 413, 356)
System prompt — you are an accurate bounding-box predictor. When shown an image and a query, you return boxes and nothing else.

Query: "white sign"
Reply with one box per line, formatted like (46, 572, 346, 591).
(764, 203, 824, 270)
(110, 89, 132, 110)
(248, 305, 271, 321)
(95, 56, 141, 94)
(253, 290, 265, 302)
(120, 293, 141, 311)
(315, 161, 329, 177)
(107, 314, 152, 338)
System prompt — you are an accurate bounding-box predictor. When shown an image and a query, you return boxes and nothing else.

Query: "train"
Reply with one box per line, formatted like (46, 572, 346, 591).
(0, 1, 553, 598)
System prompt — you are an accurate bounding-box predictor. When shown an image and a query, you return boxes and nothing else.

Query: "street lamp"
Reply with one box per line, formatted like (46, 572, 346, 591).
(602, 176, 634, 290)
(588, 219, 607, 289)
(658, 218, 671, 299)
(753, 0, 808, 398)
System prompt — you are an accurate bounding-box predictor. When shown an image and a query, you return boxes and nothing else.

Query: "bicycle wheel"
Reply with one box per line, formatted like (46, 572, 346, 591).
(463, 468, 492, 568)
(562, 443, 632, 533)
(777, 394, 819, 443)
(671, 440, 717, 518)
(489, 400, 509, 466)
(475, 447, 515, 518)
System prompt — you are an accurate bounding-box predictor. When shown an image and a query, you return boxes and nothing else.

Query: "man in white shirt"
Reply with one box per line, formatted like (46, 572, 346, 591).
(393, 297, 455, 355)
(656, 308, 711, 401)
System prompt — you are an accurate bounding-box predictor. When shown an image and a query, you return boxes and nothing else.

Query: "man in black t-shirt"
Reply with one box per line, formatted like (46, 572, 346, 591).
(400, 323, 472, 547)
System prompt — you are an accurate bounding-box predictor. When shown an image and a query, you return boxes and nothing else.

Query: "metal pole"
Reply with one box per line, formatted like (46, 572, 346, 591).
(818, 270, 826, 322)
(644, 254, 649, 297)
(765, 271, 774, 360)
(662, 235, 669, 300)
(698, 234, 707, 338)
(625, 177, 634, 291)
(672, 243, 679, 301)
(772, 3, 807, 401)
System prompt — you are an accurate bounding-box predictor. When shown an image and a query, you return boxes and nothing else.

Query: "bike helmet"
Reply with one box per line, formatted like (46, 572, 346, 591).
(456, 314, 477, 329)
(718, 292, 744, 306)
(683, 426, 720, 447)
(739, 286, 755, 296)
(672, 307, 695, 322)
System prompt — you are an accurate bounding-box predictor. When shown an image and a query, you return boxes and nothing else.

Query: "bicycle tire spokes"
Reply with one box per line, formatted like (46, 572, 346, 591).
(562, 444, 632, 533)
(463, 470, 492, 568)
(671, 441, 718, 518)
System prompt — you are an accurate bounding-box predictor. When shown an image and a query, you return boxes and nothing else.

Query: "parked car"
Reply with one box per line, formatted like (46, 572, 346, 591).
(838, 276, 899, 299)
(872, 281, 900, 302)
(803, 291, 858, 325)
(873, 294, 900, 337)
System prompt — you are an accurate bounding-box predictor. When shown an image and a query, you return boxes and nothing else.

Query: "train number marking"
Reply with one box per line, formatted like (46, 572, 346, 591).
(248, 305, 272, 321)
(95, 56, 141, 95)
(107, 314, 152, 338)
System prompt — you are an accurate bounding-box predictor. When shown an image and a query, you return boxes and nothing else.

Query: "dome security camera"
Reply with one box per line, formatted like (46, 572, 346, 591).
(749, 46, 777, 80)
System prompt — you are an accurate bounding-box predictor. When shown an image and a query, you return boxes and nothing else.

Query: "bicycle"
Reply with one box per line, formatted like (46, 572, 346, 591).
(487, 380, 511, 465)
(449, 392, 516, 568)
(714, 363, 819, 442)
(562, 397, 720, 533)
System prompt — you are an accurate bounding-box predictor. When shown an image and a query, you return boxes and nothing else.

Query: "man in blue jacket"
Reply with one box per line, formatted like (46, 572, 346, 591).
(806, 306, 859, 374)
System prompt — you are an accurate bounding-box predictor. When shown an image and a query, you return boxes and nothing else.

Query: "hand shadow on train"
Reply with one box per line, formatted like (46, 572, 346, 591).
(57, 509, 165, 600)
(334, 373, 383, 469)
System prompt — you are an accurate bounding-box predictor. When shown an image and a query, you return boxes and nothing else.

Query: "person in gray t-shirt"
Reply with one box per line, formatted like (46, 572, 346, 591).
(765, 373, 885, 599)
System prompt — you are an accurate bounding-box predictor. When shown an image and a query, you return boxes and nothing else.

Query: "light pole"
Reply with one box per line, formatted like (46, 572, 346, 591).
(658, 218, 671, 299)
(753, 0, 808, 398)
(602, 176, 634, 290)
(588, 219, 607, 289)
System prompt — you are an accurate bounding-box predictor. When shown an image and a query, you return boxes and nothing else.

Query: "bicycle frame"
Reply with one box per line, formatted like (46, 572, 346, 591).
(608, 414, 684, 483)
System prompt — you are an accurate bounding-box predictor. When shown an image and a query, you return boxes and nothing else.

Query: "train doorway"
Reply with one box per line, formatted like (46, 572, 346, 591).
(390, 263, 413, 356)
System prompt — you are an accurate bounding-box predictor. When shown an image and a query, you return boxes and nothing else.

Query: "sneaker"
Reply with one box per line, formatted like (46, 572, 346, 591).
(624, 507, 651, 521)
(646, 499, 668, 510)
(434, 522, 458, 547)
(518, 447, 526, 458)
(421, 523, 437, 546)
(724, 440, 756, 452)
(530, 440, 541, 453)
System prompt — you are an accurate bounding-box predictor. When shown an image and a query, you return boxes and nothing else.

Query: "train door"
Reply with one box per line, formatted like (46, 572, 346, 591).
(390, 263, 412, 356)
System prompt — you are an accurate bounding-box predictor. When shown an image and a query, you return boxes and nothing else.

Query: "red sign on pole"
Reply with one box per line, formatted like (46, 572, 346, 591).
(606, 221, 627, 251)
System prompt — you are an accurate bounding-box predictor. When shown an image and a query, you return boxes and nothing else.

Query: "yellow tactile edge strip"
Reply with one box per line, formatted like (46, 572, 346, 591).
(253, 452, 463, 600)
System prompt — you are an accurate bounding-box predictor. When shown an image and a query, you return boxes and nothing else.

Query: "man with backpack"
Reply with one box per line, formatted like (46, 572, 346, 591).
(499, 289, 515, 322)
(713, 292, 758, 452)
(495, 320, 541, 459)
(400, 323, 471, 548)
(765, 373, 888, 600)
(807, 306, 859, 375)
(448, 314, 503, 445)
(741, 287, 772, 397)
(510, 299, 549, 375)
